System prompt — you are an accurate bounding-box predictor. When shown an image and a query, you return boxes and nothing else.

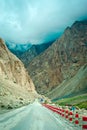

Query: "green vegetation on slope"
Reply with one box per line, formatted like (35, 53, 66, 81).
(54, 94, 87, 109)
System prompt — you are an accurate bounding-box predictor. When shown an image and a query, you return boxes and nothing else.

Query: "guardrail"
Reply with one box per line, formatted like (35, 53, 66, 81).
(42, 104, 87, 130)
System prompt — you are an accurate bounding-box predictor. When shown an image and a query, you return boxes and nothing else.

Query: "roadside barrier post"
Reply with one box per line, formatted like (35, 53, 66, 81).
(75, 113, 79, 126)
(65, 110, 69, 119)
(69, 111, 73, 122)
(60, 108, 62, 116)
(82, 116, 87, 130)
(62, 109, 65, 117)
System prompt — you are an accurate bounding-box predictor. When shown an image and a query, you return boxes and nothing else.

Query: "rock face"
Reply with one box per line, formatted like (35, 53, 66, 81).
(0, 38, 38, 110)
(0, 38, 35, 91)
(26, 20, 87, 95)
(47, 64, 87, 99)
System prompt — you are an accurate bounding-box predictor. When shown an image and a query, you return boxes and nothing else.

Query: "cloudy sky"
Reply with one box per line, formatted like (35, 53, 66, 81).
(0, 0, 87, 45)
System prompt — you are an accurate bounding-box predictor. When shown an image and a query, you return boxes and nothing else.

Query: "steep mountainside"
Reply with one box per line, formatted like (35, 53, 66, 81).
(0, 38, 38, 110)
(19, 41, 54, 67)
(47, 64, 87, 100)
(27, 20, 87, 96)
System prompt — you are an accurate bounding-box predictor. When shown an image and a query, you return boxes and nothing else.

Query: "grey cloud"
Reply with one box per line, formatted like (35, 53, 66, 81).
(0, 0, 87, 44)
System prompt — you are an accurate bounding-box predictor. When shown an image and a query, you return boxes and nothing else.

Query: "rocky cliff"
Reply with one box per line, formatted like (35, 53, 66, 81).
(0, 38, 38, 110)
(26, 20, 87, 96)
(47, 64, 87, 100)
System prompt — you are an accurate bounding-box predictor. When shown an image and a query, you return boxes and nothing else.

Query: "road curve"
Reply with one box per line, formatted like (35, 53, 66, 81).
(0, 101, 81, 130)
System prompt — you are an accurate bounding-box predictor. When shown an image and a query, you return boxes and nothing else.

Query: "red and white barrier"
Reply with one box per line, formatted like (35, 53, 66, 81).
(59, 108, 62, 115)
(82, 116, 87, 130)
(42, 104, 87, 129)
(61, 109, 65, 117)
(69, 111, 73, 122)
(75, 113, 79, 125)
(65, 110, 69, 119)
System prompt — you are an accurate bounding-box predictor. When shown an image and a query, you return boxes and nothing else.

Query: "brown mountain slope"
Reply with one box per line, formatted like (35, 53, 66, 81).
(0, 38, 38, 110)
(27, 20, 87, 95)
(47, 64, 87, 100)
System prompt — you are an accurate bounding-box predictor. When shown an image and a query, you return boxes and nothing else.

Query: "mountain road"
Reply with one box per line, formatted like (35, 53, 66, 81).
(0, 101, 81, 130)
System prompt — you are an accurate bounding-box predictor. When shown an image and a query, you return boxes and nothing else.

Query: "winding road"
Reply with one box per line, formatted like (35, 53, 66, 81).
(0, 101, 81, 130)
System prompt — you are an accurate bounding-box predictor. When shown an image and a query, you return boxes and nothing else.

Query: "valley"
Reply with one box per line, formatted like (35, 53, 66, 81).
(0, 1, 87, 129)
(3, 20, 87, 109)
(0, 19, 87, 130)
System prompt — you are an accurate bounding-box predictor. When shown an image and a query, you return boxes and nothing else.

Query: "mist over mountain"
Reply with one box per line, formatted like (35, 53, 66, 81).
(6, 41, 32, 57)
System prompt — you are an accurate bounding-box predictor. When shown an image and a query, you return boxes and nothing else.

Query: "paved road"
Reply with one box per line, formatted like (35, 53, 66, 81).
(0, 101, 81, 130)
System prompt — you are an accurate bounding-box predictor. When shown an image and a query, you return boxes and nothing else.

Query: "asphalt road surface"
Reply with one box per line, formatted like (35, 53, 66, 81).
(0, 101, 81, 130)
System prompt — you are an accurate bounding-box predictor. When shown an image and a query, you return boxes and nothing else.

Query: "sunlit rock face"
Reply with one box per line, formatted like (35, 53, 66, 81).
(0, 38, 35, 91)
(26, 20, 87, 95)
(0, 38, 38, 110)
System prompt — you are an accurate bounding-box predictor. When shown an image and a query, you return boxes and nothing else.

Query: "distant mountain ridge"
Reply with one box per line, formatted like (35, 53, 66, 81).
(26, 20, 87, 98)
(19, 41, 54, 67)
(6, 41, 32, 58)
(6, 41, 54, 66)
